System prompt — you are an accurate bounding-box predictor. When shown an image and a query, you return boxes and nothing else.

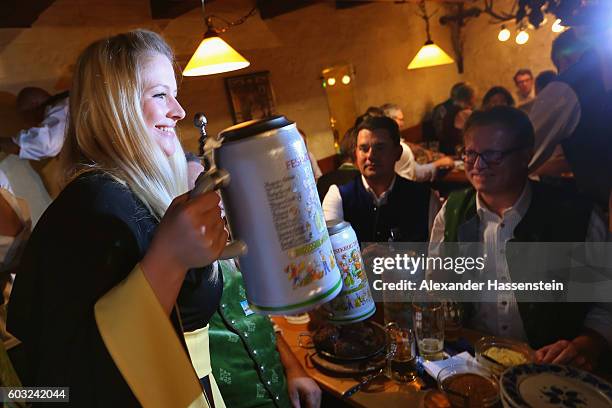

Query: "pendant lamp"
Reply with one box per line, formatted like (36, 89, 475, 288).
(183, 3, 255, 76)
(408, 1, 455, 70)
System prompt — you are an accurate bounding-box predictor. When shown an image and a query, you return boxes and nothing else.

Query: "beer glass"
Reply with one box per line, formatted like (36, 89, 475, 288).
(385, 323, 417, 383)
(413, 301, 445, 361)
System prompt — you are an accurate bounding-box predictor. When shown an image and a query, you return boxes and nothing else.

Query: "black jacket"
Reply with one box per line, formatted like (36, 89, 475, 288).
(8, 172, 221, 407)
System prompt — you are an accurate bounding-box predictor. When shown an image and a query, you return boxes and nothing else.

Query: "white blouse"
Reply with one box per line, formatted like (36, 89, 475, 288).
(13, 97, 69, 161)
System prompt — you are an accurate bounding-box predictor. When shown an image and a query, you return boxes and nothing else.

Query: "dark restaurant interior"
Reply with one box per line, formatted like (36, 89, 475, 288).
(1, 0, 612, 407)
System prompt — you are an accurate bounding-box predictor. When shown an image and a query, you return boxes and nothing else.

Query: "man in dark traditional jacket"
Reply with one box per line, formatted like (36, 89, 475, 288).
(322, 116, 439, 243)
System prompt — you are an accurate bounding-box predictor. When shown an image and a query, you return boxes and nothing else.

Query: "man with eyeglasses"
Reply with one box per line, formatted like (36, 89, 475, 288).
(430, 106, 611, 371)
(323, 115, 439, 243)
(513, 69, 535, 106)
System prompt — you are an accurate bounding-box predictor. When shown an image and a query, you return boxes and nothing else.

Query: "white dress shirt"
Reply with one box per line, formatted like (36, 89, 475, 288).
(395, 141, 437, 182)
(322, 175, 441, 234)
(429, 182, 612, 345)
(13, 97, 69, 161)
(528, 82, 581, 173)
(516, 89, 535, 107)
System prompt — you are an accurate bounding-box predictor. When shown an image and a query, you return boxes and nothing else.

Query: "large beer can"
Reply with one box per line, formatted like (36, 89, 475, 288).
(324, 220, 376, 324)
(215, 116, 342, 315)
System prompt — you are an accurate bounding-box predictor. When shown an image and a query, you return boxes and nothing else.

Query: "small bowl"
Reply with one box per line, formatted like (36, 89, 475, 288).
(474, 336, 534, 375)
(437, 362, 500, 407)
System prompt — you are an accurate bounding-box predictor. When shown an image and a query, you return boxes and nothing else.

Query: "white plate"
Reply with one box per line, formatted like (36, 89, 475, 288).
(500, 364, 612, 408)
(284, 313, 310, 324)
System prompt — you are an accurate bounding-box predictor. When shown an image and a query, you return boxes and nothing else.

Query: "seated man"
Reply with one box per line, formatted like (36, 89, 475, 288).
(209, 260, 321, 408)
(0, 87, 69, 161)
(323, 115, 439, 242)
(381, 103, 454, 182)
(430, 106, 611, 370)
(431, 83, 476, 156)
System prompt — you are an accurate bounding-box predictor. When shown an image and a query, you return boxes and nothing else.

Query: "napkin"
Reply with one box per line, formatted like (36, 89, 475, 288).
(422, 351, 480, 379)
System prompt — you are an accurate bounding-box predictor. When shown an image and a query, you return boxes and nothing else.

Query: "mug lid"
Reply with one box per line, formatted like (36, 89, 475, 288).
(219, 115, 294, 143)
(326, 219, 350, 235)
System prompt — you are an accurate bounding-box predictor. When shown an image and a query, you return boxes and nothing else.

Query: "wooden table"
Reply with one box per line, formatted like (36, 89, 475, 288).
(432, 169, 469, 198)
(439, 169, 468, 184)
(272, 317, 486, 407)
(275, 315, 612, 407)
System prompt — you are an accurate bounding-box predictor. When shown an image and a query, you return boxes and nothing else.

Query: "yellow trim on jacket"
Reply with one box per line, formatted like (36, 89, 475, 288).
(94, 264, 209, 408)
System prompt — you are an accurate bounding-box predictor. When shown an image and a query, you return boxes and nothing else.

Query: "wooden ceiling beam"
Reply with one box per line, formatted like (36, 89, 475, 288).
(0, 0, 56, 28)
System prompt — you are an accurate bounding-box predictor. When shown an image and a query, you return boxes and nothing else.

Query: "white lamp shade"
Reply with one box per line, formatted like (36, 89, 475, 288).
(183, 36, 250, 76)
(407, 41, 454, 70)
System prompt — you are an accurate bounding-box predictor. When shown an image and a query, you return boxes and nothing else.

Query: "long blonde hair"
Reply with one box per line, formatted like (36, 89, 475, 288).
(64, 30, 188, 218)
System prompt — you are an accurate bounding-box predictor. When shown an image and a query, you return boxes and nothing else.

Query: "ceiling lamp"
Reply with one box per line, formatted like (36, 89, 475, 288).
(183, 2, 255, 77)
(551, 19, 566, 33)
(327, 77, 336, 86)
(498, 25, 511, 42)
(515, 30, 529, 45)
(341, 75, 351, 85)
(408, 1, 454, 70)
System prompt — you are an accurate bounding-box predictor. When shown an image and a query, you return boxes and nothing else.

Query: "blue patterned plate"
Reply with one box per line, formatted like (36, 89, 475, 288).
(500, 364, 612, 408)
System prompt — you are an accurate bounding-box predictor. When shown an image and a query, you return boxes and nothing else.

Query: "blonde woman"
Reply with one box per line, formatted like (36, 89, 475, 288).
(8, 30, 226, 408)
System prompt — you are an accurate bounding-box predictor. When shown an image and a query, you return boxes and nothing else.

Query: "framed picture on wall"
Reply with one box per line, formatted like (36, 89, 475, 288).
(224, 71, 276, 124)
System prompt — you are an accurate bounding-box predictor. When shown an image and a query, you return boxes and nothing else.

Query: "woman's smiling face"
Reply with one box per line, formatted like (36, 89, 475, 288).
(141, 53, 186, 157)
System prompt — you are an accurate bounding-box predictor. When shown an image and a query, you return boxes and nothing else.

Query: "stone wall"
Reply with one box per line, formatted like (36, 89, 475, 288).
(0, 0, 559, 221)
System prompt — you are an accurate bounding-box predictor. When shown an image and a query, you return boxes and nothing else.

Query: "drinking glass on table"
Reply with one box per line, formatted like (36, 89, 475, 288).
(385, 323, 417, 383)
(443, 301, 463, 342)
(428, 140, 440, 152)
(413, 301, 445, 361)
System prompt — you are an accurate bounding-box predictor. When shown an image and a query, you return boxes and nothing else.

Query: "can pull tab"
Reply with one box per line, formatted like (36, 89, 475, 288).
(191, 113, 247, 260)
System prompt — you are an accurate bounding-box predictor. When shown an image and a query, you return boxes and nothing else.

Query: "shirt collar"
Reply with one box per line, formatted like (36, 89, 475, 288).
(476, 181, 532, 221)
(361, 174, 396, 206)
(338, 162, 357, 171)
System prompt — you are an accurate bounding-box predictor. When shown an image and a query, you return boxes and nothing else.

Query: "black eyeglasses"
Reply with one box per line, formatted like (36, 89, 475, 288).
(461, 146, 527, 166)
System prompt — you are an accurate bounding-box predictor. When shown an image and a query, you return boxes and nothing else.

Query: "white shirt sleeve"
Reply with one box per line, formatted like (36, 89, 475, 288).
(429, 200, 447, 244)
(586, 207, 611, 243)
(0, 169, 13, 193)
(13, 98, 69, 161)
(428, 189, 442, 235)
(566, 208, 612, 346)
(583, 305, 612, 347)
(415, 162, 437, 182)
(395, 142, 416, 181)
(426, 200, 447, 280)
(322, 184, 343, 222)
(528, 82, 581, 173)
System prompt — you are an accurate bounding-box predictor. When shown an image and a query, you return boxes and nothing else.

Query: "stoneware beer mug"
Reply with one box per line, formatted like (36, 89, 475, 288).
(194, 116, 342, 315)
(324, 220, 375, 324)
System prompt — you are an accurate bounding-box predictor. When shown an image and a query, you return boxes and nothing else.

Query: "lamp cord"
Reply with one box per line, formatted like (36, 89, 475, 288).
(200, 0, 257, 34)
(417, 0, 439, 42)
